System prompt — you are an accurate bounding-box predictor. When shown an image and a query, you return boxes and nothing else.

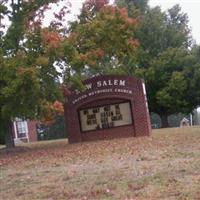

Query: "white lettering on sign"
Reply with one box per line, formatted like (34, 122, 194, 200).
(114, 89, 132, 94)
(72, 88, 133, 104)
(72, 94, 88, 104)
(97, 81, 101, 88)
(114, 79, 118, 85)
(88, 89, 113, 96)
(96, 79, 126, 88)
(103, 80, 107, 86)
(119, 80, 125, 86)
(85, 83, 92, 90)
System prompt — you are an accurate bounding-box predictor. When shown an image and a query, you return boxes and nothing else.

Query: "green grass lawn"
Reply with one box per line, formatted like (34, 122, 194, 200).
(0, 127, 200, 200)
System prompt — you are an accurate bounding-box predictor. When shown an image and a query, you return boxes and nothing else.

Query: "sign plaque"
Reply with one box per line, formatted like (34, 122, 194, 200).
(64, 75, 151, 143)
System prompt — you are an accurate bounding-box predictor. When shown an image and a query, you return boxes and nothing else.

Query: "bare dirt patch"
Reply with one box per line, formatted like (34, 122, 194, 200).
(0, 127, 200, 200)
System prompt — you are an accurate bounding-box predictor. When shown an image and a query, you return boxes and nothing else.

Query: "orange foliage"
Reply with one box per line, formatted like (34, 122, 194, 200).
(118, 7, 128, 19)
(80, 54, 88, 62)
(102, 6, 138, 26)
(41, 101, 64, 126)
(80, 48, 105, 64)
(42, 30, 62, 49)
(94, 48, 105, 57)
(51, 101, 64, 114)
(126, 18, 137, 25)
(101, 5, 116, 15)
(128, 39, 139, 48)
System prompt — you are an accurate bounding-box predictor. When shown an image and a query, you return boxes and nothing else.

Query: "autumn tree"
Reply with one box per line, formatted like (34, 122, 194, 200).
(0, 0, 69, 148)
(60, 0, 139, 88)
(0, 0, 140, 147)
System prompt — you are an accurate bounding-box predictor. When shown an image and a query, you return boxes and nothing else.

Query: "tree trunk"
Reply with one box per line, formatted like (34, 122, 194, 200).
(4, 120, 15, 148)
(160, 114, 169, 128)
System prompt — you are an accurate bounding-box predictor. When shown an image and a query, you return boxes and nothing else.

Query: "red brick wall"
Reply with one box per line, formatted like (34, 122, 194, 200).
(64, 75, 151, 143)
(27, 120, 38, 142)
(12, 120, 38, 142)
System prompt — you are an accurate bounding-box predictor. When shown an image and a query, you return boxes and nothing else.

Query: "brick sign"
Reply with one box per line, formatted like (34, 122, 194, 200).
(64, 75, 151, 143)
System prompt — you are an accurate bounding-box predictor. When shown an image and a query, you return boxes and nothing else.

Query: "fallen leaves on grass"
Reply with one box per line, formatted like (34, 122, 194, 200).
(0, 127, 200, 200)
(0, 127, 200, 168)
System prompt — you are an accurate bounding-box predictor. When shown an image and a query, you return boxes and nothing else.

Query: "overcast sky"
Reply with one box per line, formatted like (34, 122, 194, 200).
(67, 0, 200, 44)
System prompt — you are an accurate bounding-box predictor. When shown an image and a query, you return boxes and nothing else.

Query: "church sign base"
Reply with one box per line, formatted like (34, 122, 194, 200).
(64, 75, 151, 143)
